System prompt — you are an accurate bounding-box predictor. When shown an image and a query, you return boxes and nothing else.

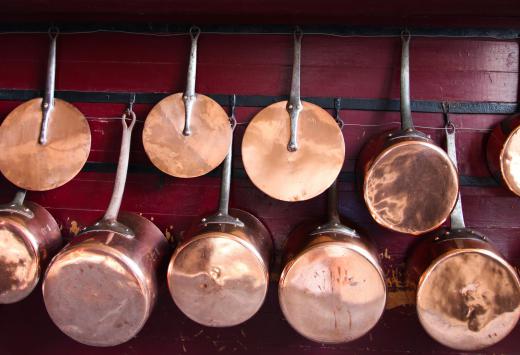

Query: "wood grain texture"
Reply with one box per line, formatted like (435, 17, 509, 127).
(0, 18, 519, 355)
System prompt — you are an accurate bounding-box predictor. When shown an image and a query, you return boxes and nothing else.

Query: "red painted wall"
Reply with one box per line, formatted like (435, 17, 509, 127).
(0, 6, 519, 354)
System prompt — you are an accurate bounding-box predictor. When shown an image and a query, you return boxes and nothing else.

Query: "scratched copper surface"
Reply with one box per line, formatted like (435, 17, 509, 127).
(168, 233, 269, 327)
(364, 141, 458, 235)
(279, 243, 386, 343)
(142, 93, 232, 178)
(417, 251, 520, 351)
(500, 125, 520, 196)
(0, 98, 91, 191)
(241, 101, 345, 202)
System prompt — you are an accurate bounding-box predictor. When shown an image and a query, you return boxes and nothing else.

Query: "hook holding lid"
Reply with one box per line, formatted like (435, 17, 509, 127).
(334, 98, 345, 129)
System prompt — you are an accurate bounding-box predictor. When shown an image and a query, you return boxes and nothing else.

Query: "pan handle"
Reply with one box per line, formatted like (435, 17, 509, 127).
(0, 190, 34, 219)
(203, 95, 244, 228)
(38, 28, 58, 145)
(286, 28, 303, 152)
(444, 103, 465, 230)
(82, 107, 136, 236)
(182, 26, 201, 136)
(400, 31, 415, 132)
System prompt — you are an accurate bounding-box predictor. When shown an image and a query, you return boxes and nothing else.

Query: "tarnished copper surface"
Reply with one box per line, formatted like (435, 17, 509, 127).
(241, 101, 345, 202)
(168, 209, 272, 327)
(279, 222, 386, 344)
(361, 136, 458, 235)
(499, 124, 520, 196)
(0, 201, 61, 304)
(142, 93, 232, 178)
(43, 212, 168, 347)
(0, 98, 91, 191)
(417, 249, 520, 350)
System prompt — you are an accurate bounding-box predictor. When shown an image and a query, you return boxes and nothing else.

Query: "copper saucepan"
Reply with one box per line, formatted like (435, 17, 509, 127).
(168, 96, 273, 327)
(241, 28, 345, 202)
(279, 180, 386, 343)
(43, 108, 169, 347)
(357, 33, 458, 235)
(0, 29, 91, 191)
(0, 190, 61, 303)
(486, 113, 520, 196)
(407, 118, 520, 351)
(143, 26, 232, 178)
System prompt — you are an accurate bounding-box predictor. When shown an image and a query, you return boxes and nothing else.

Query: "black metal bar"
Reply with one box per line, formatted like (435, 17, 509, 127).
(0, 23, 518, 39)
(83, 162, 498, 187)
(0, 89, 516, 114)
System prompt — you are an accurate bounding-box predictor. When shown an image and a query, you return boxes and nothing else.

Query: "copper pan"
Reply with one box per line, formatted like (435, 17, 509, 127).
(43, 107, 169, 347)
(357, 33, 458, 235)
(0, 190, 61, 303)
(486, 113, 520, 196)
(143, 26, 232, 178)
(407, 119, 520, 351)
(241, 28, 345, 202)
(0, 28, 91, 191)
(279, 181, 386, 343)
(168, 96, 273, 327)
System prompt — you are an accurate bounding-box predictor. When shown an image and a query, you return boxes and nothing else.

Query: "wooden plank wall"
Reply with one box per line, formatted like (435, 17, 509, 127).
(0, 27, 518, 354)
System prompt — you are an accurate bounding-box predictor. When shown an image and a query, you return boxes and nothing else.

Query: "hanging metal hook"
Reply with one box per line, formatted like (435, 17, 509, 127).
(442, 102, 455, 134)
(229, 94, 237, 130)
(334, 98, 345, 129)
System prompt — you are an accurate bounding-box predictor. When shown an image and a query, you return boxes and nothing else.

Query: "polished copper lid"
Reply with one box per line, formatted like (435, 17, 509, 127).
(279, 241, 386, 343)
(417, 249, 520, 351)
(142, 93, 232, 178)
(500, 124, 520, 196)
(0, 220, 39, 304)
(0, 98, 91, 191)
(168, 232, 269, 327)
(364, 140, 458, 235)
(43, 243, 151, 347)
(241, 101, 345, 202)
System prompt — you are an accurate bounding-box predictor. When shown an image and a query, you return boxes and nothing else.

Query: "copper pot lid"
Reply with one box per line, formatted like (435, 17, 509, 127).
(364, 140, 459, 235)
(0, 31, 91, 191)
(0, 217, 39, 304)
(43, 242, 152, 347)
(417, 248, 520, 351)
(143, 27, 232, 178)
(362, 35, 457, 235)
(279, 241, 386, 343)
(168, 227, 269, 327)
(241, 29, 345, 202)
(499, 124, 520, 196)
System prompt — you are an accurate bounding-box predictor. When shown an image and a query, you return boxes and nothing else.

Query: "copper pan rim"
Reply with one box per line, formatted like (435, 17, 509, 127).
(363, 140, 458, 235)
(499, 124, 520, 196)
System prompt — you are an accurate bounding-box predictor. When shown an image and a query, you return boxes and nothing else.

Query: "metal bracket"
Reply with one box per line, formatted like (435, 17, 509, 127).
(0, 191, 34, 219)
(79, 219, 135, 237)
(310, 221, 359, 238)
(201, 213, 245, 228)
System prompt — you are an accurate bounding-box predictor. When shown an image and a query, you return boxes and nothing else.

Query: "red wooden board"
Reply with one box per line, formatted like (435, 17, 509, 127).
(0, 15, 519, 355)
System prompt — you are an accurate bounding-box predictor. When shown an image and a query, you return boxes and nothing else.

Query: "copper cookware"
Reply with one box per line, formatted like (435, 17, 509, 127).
(486, 113, 520, 196)
(0, 190, 61, 303)
(357, 33, 458, 235)
(43, 108, 169, 347)
(407, 119, 520, 351)
(279, 181, 386, 343)
(241, 29, 345, 202)
(0, 29, 91, 191)
(142, 26, 232, 178)
(168, 96, 273, 327)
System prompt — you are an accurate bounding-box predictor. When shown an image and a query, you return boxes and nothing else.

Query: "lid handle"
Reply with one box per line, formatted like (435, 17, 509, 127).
(286, 27, 303, 152)
(38, 27, 59, 145)
(400, 31, 415, 132)
(182, 26, 201, 136)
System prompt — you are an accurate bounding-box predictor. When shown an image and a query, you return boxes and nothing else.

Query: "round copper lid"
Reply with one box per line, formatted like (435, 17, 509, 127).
(43, 244, 151, 347)
(0, 221, 39, 304)
(241, 101, 345, 202)
(279, 242, 386, 343)
(364, 140, 458, 235)
(500, 125, 520, 196)
(0, 98, 91, 191)
(142, 93, 232, 178)
(417, 249, 520, 351)
(168, 232, 269, 327)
